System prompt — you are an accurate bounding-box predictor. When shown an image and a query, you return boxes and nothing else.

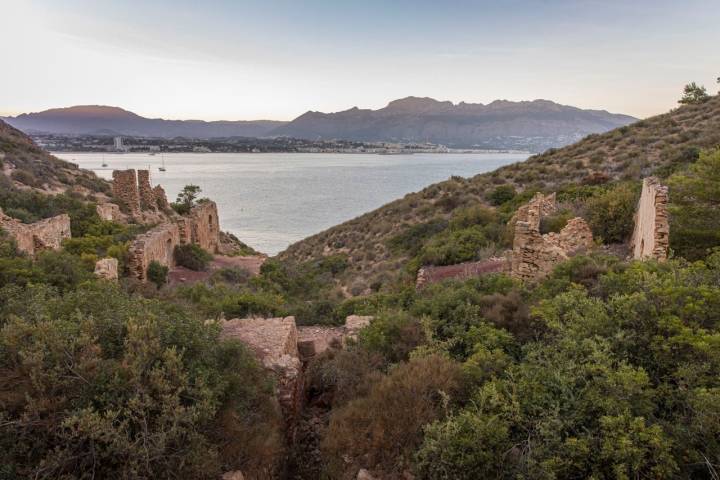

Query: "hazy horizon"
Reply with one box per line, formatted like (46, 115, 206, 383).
(1, 0, 719, 121)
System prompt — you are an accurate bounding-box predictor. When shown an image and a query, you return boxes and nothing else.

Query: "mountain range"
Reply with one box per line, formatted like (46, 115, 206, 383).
(3, 98, 637, 152)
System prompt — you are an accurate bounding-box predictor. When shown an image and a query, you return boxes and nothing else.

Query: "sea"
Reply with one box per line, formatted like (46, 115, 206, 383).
(56, 152, 528, 255)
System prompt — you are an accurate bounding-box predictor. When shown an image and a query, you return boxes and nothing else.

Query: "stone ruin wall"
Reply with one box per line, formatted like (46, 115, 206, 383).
(96, 203, 122, 222)
(112, 169, 141, 218)
(220, 317, 304, 436)
(220, 315, 373, 438)
(0, 208, 71, 256)
(94, 257, 119, 281)
(510, 193, 594, 281)
(127, 223, 180, 280)
(177, 201, 221, 253)
(112, 169, 169, 220)
(416, 258, 507, 288)
(631, 177, 669, 261)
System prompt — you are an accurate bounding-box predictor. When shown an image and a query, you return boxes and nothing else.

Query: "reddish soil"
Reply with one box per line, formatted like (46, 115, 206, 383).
(168, 255, 266, 287)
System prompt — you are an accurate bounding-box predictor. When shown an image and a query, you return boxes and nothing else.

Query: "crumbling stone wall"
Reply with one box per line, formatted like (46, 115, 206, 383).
(0, 208, 71, 256)
(112, 169, 169, 218)
(297, 315, 373, 360)
(127, 223, 180, 280)
(137, 170, 157, 211)
(112, 169, 141, 218)
(416, 258, 507, 288)
(220, 316, 304, 435)
(631, 177, 669, 261)
(177, 201, 220, 253)
(510, 193, 593, 281)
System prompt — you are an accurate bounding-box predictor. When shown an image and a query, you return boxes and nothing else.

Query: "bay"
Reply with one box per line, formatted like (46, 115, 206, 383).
(57, 152, 528, 255)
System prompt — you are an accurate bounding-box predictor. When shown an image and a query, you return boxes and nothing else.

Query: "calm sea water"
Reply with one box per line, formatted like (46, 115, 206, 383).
(57, 152, 528, 255)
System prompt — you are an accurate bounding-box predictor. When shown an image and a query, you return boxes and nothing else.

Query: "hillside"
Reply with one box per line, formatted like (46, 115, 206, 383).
(0, 119, 109, 195)
(279, 95, 720, 292)
(2, 105, 285, 138)
(271, 96, 637, 151)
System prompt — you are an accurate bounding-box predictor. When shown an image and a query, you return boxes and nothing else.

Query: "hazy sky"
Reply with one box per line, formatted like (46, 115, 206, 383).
(1, 0, 718, 120)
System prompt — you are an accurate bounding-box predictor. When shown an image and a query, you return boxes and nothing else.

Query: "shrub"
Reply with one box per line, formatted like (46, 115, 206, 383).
(174, 244, 213, 271)
(321, 355, 463, 477)
(487, 185, 516, 205)
(584, 182, 639, 243)
(147, 260, 169, 288)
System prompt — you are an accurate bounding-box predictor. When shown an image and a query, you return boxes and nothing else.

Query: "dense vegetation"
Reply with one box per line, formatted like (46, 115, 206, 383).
(2, 91, 720, 478)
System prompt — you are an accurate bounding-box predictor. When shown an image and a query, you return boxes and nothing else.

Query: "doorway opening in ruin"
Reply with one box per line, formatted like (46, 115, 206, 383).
(166, 238, 173, 265)
(208, 215, 213, 227)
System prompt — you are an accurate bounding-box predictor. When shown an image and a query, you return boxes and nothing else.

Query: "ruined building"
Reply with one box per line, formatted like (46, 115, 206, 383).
(126, 200, 221, 280)
(416, 258, 506, 288)
(112, 169, 170, 220)
(510, 193, 594, 281)
(631, 177, 669, 261)
(0, 207, 70, 256)
(219, 315, 373, 438)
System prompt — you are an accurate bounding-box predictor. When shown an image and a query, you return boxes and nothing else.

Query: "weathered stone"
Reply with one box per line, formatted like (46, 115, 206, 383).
(94, 257, 118, 281)
(510, 193, 593, 281)
(153, 185, 169, 210)
(220, 317, 304, 434)
(137, 169, 157, 211)
(95, 203, 122, 222)
(631, 177, 669, 261)
(127, 222, 180, 280)
(0, 208, 71, 256)
(112, 169, 141, 218)
(296, 315, 374, 361)
(416, 258, 506, 288)
(177, 200, 221, 253)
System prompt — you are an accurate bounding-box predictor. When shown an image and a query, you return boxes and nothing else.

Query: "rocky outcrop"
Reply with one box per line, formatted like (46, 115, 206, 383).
(510, 193, 593, 281)
(220, 317, 304, 435)
(631, 177, 669, 261)
(416, 258, 506, 288)
(127, 223, 180, 280)
(0, 208, 70, 256)
(94, 257, 118, 281)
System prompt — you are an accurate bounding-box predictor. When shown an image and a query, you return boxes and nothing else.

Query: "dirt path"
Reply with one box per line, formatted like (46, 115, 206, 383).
(168, 255, 266, 286)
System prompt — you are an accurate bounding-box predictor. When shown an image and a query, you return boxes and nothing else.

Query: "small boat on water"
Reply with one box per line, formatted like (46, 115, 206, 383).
(158, 155, 166, 172)
(101, 154, 108, 168)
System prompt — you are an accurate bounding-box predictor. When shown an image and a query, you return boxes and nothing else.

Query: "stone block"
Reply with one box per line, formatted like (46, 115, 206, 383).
(94, 257, 118, 280)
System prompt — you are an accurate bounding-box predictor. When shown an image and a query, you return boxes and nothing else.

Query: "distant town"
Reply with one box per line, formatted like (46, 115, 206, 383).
(32, 133, 525, 155)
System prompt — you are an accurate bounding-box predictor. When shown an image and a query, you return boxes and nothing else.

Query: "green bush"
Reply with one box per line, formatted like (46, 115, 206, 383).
(174, 244, 213, 271)
(584, 182, 639, 243)
(147, 260, 169, 288)
(486, 184, 516, 205)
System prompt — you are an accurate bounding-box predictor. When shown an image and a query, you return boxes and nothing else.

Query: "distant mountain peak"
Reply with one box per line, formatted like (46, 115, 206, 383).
(384, 96, 454, 113)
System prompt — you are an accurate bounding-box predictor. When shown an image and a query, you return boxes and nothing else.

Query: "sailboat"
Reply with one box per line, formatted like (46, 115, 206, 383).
(158, 154, 166, 172)
(101, 154, 108, 168)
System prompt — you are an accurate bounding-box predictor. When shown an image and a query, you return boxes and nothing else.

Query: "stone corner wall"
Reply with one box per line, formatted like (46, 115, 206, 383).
(127, 222, 180, 280)
(178, 201, 220, 253)
(94, 257, 119, 281)
(0, 208, 71, 257)
(510, 194, 593, 281)
(631, 177, 669, 261)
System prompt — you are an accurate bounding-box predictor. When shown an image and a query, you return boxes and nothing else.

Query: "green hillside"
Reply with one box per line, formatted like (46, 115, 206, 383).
(280, 95, 720, 292)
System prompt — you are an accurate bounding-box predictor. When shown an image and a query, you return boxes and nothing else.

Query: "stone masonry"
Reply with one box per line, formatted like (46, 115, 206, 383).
(112, 169, 170, 219)
(127, 222, 180, 280)
(416, 258, 507, 288)
(176, 200, 221, 253)
(112, 169, 141, 218)
(96, 203, 122, 222)
(0, 207, 71, 256)
(631, 177, 669, 261)
(510, 193, 594, 281)
(220, 316, 304, 435)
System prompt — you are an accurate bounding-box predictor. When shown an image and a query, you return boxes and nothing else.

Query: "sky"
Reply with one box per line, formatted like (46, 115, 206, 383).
(1, 0, 718, 121)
